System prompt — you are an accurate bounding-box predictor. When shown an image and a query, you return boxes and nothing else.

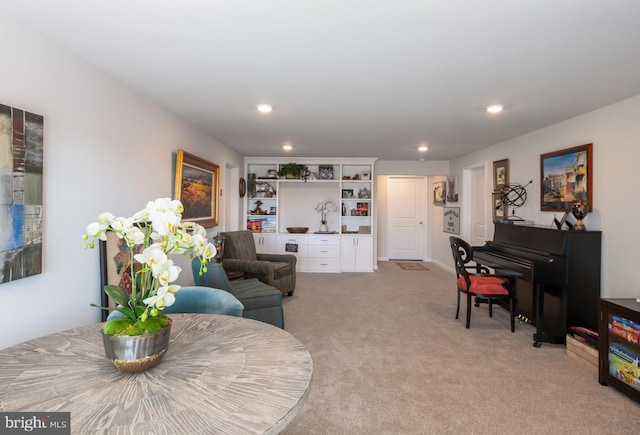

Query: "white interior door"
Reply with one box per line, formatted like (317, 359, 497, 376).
(470, 165, 486, 246)
(387, 176, 426, 260)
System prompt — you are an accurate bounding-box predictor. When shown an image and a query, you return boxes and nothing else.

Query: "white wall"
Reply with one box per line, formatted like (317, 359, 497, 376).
(432, 95, 640, 298)
(0, 17, 243, 349)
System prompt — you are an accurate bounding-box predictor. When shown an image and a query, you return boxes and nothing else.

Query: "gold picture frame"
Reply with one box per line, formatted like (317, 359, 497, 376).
(493, 159, 509, 191)
(174, 149, 219, 227)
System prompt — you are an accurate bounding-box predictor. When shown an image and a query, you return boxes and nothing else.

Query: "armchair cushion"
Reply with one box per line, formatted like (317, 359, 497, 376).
(220, 230, 258, 261)
(192, 260, 284, 328)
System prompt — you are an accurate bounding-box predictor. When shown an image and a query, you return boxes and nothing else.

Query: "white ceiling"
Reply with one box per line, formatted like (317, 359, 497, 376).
(4, 1, 640, 161)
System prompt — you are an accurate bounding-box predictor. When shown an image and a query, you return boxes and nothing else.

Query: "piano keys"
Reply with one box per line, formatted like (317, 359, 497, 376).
(473, 223, 601, 347)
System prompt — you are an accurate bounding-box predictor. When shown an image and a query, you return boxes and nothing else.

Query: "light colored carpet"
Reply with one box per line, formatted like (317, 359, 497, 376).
(281, 261, 640, 434)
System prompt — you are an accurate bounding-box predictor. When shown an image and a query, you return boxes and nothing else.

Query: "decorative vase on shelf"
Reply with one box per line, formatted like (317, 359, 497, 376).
(102, 319, 172, 373)
(319, 223, 328, 232)
(571, 199, 589, 231)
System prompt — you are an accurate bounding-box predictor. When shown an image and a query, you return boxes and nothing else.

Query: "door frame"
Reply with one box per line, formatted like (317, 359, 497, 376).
(385, 175, 427, 261)
(462, 161, 491, 243)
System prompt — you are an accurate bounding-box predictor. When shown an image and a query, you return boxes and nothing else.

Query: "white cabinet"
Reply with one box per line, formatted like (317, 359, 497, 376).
(307, 235, 340, 272)
(340, 235, 373, 272)
(244, 157, 377, 272)
(253, 233, 276, 254)
(276, 234, 308, 272)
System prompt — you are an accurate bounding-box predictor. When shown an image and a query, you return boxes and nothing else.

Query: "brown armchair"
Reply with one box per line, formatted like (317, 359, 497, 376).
(220, 230, 297, 296)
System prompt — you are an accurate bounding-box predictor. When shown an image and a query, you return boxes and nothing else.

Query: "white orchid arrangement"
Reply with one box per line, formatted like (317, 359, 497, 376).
(82, 198, 216, 336)
(315, 200, 338, 224)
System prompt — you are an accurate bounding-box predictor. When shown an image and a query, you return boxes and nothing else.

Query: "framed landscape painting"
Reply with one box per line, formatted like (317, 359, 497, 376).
(540, 143, 592, 212)
(174, 149, 219, 227)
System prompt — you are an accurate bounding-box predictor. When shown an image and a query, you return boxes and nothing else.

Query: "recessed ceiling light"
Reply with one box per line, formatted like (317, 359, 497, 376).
(282, 144, 292, 151)
(418, 145, 428, 152)
(486, 104, 503, 114)
(257, 104, 273, 113)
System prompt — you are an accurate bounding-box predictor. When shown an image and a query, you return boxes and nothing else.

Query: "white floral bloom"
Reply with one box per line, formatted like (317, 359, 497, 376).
(123, 226, 145, 247)
(85, 198, 216, 326)
(134, 244, 168, 268)
(96, 212, 115, 225)
(85, 222, 108, 240)
(153, 260, 181, 286)
(143, 284, 180, 309)
(110, 216, 134, 232)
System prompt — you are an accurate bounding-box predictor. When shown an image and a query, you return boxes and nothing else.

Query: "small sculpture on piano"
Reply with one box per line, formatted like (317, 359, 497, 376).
(571, 200, 589, 231)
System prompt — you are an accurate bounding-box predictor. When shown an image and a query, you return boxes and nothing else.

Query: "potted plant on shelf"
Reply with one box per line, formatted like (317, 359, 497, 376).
(278, 162, 309, 180)
(82, 197, 216, 372)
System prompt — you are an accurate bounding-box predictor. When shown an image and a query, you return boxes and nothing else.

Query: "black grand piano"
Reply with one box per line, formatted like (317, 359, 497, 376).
(473, 223, 601, 347)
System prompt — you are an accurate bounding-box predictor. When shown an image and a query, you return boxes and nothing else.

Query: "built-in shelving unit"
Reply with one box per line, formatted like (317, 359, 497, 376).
(244, 157, 377, 272)
(598, 298, 640, 404)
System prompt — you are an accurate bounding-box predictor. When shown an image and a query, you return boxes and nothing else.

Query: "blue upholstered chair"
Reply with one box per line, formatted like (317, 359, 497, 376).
(106, 286, 244, 321)
(192, 259, 284, 329)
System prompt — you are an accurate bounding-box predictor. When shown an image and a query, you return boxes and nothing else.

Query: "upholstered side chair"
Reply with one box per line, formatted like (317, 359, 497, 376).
(449, 236, 515, 332)
(220, 230, 297, 296)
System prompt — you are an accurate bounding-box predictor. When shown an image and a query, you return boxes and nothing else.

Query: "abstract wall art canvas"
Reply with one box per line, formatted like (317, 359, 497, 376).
(0, 103, 44, 284)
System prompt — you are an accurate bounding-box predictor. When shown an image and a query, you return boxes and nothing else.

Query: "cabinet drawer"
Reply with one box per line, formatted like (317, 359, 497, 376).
(308, 235, 340, 245)
(307, 258, 340, 272)
(277, 234, 308, 246)
(308, 244, 340, 257)
(276, 243, 308, 257)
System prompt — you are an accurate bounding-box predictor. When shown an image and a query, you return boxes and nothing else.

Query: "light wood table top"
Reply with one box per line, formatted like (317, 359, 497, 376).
(0, 314, 313, 434)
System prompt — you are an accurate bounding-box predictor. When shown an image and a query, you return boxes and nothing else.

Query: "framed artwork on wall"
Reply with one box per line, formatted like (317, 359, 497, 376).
(0, 103, 44, 284)
(446, 176, 458, 202)
(443, 207, 460, 234)
(540, 143, 592, 212)
(174, 149, 219, 227)
(493, 159, 509, 191)
(99, 230, 144, 321)
(433, 181, 446, 206)
(492, 192, 508, 222)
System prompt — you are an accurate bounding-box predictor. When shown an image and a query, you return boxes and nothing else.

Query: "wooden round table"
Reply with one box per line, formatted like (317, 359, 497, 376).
(0, 314, 313, 434)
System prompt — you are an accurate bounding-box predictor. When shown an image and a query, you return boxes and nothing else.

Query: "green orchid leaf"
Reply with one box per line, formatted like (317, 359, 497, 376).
(104, 285, 131, 307)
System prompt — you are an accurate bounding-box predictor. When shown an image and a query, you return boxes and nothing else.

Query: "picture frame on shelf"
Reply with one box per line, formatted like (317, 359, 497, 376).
(443, 207, 460, 235)
(493, 159, 509, 191)
(318, 165, 334, 180)
(356, 202, 369, 216)
(446, 176, 458, 202)
(360, 171, 371, 180)
(174, 149, 219, 227)
(342, 189, 354, 198)
(540, 143, 593, 212)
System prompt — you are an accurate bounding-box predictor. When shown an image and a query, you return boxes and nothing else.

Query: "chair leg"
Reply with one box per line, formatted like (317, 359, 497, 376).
(466, 293, 472, 328)
(455, 289, 461, 319)
(488, 298, 493, 317)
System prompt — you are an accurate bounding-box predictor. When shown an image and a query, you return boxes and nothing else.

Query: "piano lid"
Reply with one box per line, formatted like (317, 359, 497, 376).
(492, 223, 568, 256)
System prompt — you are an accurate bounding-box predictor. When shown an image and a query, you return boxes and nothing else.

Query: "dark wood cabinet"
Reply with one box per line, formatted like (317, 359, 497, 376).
(598, 298, 640, 404)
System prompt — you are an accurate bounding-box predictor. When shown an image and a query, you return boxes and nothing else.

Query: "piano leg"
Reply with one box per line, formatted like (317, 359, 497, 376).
(533, 283, 544, 347)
